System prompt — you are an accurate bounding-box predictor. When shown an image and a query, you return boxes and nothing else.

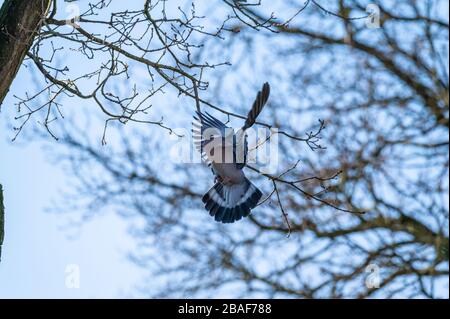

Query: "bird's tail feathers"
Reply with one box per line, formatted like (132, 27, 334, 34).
(202, 178, 262, 223)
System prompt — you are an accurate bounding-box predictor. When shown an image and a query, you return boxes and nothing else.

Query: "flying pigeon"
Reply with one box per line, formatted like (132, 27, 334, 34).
(193, 82, 270, 223)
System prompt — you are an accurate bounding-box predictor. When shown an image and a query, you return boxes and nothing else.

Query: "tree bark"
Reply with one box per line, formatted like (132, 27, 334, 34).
(0, 0, 50, 106)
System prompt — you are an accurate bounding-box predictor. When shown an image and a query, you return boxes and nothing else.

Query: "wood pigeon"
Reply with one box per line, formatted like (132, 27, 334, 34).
(193, 83, 270, 223)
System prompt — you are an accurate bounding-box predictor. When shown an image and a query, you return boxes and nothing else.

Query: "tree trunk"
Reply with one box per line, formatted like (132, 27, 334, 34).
(0, 0, 50, 106)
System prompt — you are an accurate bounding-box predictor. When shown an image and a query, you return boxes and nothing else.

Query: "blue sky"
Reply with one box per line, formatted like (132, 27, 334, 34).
(0, 57, 144, 298)
(0, 125, 144, 298)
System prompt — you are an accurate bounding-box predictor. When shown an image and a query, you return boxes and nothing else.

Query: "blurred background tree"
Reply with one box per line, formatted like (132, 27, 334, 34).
(1, 0, 448, 298)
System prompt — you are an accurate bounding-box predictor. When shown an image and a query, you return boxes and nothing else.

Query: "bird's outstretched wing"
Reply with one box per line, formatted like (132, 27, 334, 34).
(193, 82, 270, 169)
(192, 111, 230, 166)
(234, 82, 270, 168)
(194, 111, 228, 135)
(242, 82, 270, 130)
